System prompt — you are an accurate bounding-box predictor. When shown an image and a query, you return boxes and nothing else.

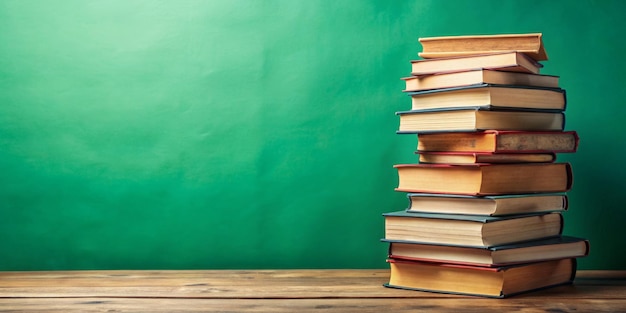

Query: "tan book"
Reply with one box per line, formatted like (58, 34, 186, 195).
(402, 69, 559, 92)
(415, 130, 579, 153)
(384, 236, 589, 267)
(397, 108, 564, 133)
(410, 52, 542, 76)
(383, 211, 563, 247)
(404, 193, 567, 216)
(393, 163, 572, 195)
(385, 258, 575, 298)
(416, 151, 556, 164)
(408, 84, 566, 111)
(418, 33, 547, 61)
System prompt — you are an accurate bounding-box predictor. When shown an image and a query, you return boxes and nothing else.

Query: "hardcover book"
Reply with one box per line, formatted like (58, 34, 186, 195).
(415, 130, 579, 153)
(385, 257, 576, 298)
(405, 193, 568, 216)
(402, 69, 559, 92)
(383, 210, 563, 247)
(408, 84, 566, 112)
(418, 33, 547, 61)
(416, 151, 556, 164)
(383, 236, 589, 267)
(410, 52, 542, 76)
(394, 163, 573, 195)
(396, 108, 565, 133)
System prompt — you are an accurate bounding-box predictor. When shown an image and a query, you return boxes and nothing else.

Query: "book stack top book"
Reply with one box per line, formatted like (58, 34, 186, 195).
(383, 33, 589, 298)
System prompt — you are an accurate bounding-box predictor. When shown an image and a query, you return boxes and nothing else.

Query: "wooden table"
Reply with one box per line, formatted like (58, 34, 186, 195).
(0, 270, 624, 312)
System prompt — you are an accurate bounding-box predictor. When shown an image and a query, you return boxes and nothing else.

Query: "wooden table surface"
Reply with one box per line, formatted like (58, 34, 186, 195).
(0, 269, 625, 312)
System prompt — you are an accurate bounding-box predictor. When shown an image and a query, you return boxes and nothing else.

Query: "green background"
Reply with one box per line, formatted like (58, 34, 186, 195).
(0, 0, 624, 270)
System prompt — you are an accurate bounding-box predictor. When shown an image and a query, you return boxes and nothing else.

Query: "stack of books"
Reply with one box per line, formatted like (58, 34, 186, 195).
(383, 33, 590, 298)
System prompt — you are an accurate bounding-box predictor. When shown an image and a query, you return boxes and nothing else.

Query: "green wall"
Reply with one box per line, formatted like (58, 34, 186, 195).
(0, 0, 624, 270)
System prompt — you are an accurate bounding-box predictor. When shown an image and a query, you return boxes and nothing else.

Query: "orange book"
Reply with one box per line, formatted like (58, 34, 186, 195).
(394, 163, 572, 195)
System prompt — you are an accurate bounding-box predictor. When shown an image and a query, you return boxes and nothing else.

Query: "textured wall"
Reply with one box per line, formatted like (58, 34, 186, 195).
(0, 0, 624, 270)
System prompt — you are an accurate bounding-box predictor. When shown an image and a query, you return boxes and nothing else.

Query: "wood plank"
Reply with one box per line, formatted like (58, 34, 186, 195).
(0, 270, 624, 299)
(0, 298, 625, 313)
(2, 269, 623, 284)
(1, 283, 624, 299)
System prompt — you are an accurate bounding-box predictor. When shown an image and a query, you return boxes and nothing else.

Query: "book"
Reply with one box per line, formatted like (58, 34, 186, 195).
(384, 258, 576, 298)
(405, 193, 568, 216)
(383, 211, 563, 247)
(408, 84, 566, 111)
(416, 130, 579, 153)
(394, 163, 572, 195)
(397, 108, 565, 133)
(383, 236, 589, 267)
(418, 33, 547, 61)
(417, 151, 556, 164)
(410, 52, 542, 76)
(402, 69, 559, 92)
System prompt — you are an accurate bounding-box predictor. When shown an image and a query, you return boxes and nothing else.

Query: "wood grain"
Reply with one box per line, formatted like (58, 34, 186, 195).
(0, 270, 624, 312)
